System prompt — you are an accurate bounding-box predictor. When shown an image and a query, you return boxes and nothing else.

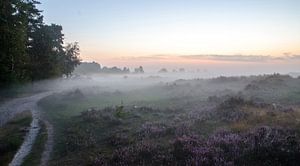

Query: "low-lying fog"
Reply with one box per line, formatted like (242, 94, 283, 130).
(17, 70, 298, 97)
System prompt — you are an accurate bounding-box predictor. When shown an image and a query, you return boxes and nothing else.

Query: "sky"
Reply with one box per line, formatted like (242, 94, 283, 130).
(39, 0, 300, 73)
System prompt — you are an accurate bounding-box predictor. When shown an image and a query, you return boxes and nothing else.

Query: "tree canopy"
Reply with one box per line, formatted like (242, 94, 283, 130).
(0, 0, 80, 87)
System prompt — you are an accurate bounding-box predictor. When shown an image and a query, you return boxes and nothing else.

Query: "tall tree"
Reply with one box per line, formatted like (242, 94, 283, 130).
(63, 42, 81, 77)
(0, 0, 28, 86)
(29, 24, 65, 80)
(0, 0, 81, 86)
(29, 24, 80, 80)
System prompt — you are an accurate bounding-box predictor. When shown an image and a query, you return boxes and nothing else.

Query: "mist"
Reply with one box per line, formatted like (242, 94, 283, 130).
(1, 0, 300, 165)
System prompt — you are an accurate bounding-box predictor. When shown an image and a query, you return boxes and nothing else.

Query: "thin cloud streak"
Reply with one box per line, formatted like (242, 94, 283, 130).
(179, 55, 271, 62)
(116, 54, 300, 63)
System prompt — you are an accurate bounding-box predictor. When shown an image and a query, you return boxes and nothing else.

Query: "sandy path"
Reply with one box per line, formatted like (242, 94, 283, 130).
(0, 93, 51, 127)
(0, 92, 54, 166)
(40, 119, 54, 166)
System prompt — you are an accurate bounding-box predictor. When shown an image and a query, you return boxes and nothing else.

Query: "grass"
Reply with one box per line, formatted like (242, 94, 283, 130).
(35, 75, 300, 165)
(229, 106, 300, 133)
(22, 121, 48, 166)
(0, 111, 32, 166)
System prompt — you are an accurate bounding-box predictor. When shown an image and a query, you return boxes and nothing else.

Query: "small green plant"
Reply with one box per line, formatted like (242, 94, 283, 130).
(115, 105, 125, 118)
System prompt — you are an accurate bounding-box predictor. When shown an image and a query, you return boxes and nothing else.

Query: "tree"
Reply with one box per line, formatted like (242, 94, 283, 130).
(29, 24, 80, 80)
(29, 24, 64, 80)
(123, 67, 130, 73)
(0, 0, 81, 87)
(158, 68, 168, 73)
(134, 66, 144, 73)
(179, 68, 185, 72)
(0, 0, 28, 86)
(63, 42, 81, 77)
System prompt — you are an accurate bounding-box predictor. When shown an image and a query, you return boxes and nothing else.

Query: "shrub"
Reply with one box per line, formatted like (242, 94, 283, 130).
(111, 141, 171, 166)
(171, 126, 300, 166)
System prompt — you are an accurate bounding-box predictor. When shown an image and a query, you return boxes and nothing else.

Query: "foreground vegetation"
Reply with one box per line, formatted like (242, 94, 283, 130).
(36, 74, 300, 165)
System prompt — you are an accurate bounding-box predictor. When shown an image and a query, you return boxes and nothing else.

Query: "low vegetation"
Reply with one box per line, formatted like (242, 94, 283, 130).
(36, 74, 300, 165)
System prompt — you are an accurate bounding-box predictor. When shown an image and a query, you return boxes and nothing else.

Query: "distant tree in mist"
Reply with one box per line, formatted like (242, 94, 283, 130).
(0, 0, 81, 87)
(101, 66, 130, 74)
(123, 67, 130, 73)
(73, 62, 131, 75)
(158, 68, 168, 73)
(73, 62, 101, 74)
(134, 66, 144, 73)
(63, 42, 81, 77)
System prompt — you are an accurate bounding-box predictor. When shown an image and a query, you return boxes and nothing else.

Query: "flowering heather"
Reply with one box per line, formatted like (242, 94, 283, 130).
(107, 126, 300, 166)
(171, 126, 300, 166)
(214, 97, 251, 122)
(62, 102, 300, 166)
(138, 122, 169, 138)
(111, 141, 171, 166)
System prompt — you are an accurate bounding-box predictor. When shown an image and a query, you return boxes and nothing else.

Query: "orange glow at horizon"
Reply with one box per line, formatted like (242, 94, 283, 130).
(79, 45, 300, 68)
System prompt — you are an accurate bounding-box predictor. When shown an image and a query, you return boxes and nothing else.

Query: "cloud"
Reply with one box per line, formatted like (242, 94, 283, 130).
(117, 54, 174, 61)
(289, 55, 300, 60)
(179, 54, 272, 62)
(116, 54, 300, 62)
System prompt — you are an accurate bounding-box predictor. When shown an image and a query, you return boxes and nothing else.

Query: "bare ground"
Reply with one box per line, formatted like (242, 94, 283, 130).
(0, 92, 54, 166)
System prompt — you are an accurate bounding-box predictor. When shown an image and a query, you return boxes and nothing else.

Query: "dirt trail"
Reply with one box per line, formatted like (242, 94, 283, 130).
(8, 105, 40, 166)
(0, 92, 54, 166)
(0, 93, 50, 127)
(40, 119, 54, 166)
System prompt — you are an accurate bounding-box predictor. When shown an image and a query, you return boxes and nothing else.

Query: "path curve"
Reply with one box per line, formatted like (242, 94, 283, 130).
(0, 92, 53, 166)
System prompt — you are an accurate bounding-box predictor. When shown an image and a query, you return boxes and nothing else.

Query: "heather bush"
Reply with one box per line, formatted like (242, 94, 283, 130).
(138, 122, 169, 138)
(107, 133, 130, 147)
(214, 97, 253, 122)
(111, 141, 171, 166)
(172, 135, 204, 164)
(170, 126, 300, 166)
(80, 107, 121, 125)
(64, 127, 96, 152)
(67, 105, 300, 165)
(240, 126, 300, 165)
(173, 123, 193, 137)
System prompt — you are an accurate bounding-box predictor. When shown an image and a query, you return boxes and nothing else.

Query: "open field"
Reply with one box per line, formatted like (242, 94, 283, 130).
(1, 0, 300, 165)
(34, 74, 300, 165)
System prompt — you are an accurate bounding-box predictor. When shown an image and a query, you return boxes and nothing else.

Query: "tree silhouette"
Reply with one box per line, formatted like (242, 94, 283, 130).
(0, 0, 81, 87)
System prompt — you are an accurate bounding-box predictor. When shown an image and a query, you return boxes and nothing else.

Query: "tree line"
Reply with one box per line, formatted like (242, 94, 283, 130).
(0, 0, 81, 88)
(73, 62, 145, 75)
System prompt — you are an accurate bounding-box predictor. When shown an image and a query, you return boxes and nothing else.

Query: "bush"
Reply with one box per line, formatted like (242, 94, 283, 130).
(171, 126, 300, 166)
(111, 141, 171, 166)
